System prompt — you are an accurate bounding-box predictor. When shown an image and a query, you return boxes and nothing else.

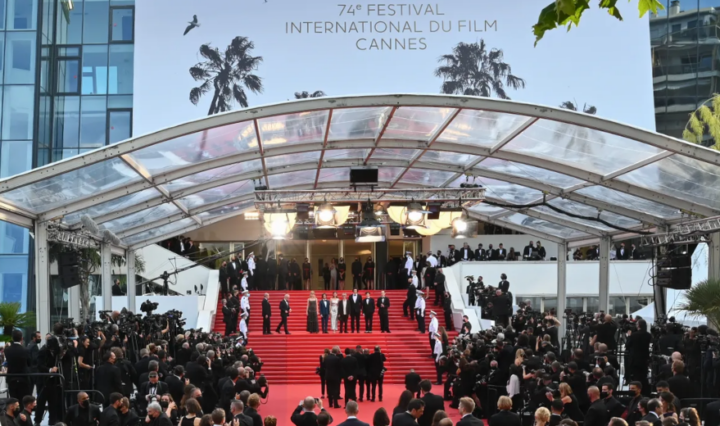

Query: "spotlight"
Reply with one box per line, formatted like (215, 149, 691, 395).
(405, 202, 427, 229)
(356, 204, 385, 242)
(315, 203, 337, 228)
(270, 217, 289, 240)
(451, 217, 478, 239)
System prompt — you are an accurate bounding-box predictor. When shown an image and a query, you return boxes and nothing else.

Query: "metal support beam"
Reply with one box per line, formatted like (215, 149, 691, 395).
(599, 237, 610, 313)
(68, 286, 80, 323)
(709, 234, 720, 281)
(127, 249, 137, 313)
(101, 244, 113, 311)
(602, 151, 673, 180)
(466, 210, 564, 244)
(35, 221, 50, 336)
(489, 117, 539, 154)
(520, 207, 606, 237)
(557, 242, 567, 339)
(364, 106, 397, 164)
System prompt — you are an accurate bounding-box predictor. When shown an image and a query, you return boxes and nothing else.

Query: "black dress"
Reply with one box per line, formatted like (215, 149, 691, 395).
(364, 261, 375, 281)
(307, 299, 319, 333)
(302, 262, 312, 280)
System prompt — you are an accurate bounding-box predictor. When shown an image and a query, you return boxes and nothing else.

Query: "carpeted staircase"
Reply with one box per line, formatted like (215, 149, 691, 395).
(212, 290, 456, 384)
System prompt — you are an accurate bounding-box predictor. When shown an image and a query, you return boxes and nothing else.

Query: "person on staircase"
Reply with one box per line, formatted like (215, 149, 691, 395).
(342, 348, 359, 407)
(428, 311, 439, 356)
(240, 290, 250, 323)
(276, 294, 291, 335)
(324, 347, 343, 409)
(302, 258, 312, 291)
(364, 257, 376, 291)
(339, 293, 349, 334)
(354, 345, 368, 402)
(338, 258, 347, 291)
(442, 293, 453, 330)
(377, 291, 391, 333)
(416, 290, 427, 334)
(320, 293, 330, 334)
(352, 258, 363, 290)
(367, 346, 386, 402)
(349, 289, 363, 334)
(262, 293, 271, 335)
(330, 292, 340, 333)
(404, 272, 418, 320)
(290, 258, 302, 290)
(363, 292, 375, 333)
(306, 291, 320, 334)
(434, 269, 446, 307)
(222, 299, 234, 337)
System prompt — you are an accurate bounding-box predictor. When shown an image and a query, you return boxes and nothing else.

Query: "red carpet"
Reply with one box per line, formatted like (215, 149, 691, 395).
(213, 290, 456, 384)
(252, 383, 462, 424)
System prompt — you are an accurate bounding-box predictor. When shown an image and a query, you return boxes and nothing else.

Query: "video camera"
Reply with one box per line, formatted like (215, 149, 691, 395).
(140, 299, 159, 314)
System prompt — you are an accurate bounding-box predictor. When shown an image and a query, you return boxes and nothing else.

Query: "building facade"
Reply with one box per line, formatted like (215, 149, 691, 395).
(0, 0, 134, 316)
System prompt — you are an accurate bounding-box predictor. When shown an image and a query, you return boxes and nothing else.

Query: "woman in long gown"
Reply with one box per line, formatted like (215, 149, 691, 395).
(302, 258, 312, 291)
(306, 291, 319, 333)
(364, 257, 375, 290)
(330, 261, 338, 291)
(330, 291, 340, 333)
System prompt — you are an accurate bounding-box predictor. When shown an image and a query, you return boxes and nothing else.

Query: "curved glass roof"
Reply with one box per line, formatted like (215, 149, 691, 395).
(1, 94, 719, 249)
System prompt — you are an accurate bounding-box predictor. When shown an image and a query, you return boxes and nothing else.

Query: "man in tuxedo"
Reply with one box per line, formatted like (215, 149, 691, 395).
(352, 258, 363, 289)
(377, 291, 391, 333)
(362, 292, 375, 333)
(523, 241, 536, 260)
(276, 293, 291, 334)
(630, 244, 641, 260)
(601, 383, 626, 419)
(111, 279, 124, 296)
(641, 399, 663, 426)
(392, 398, 425, 426)
(324, 347, 343, 409)
(367, 346, 386, 402)
(99, 393, 123, 426)
(354, 346, 368, 402)
(337, 401, 369, 426)
(262, 293, 272, 335)
(667, 360, 692, 400)
(291, 397, 333, 426)
(339, 293, 349, 333)
(5, 330, 31, 400)
(447, 245, 458, 266)
(418, 380, 444, 426)
(229, 400, 252, 426)
(496, 244, 507, 260)
(341, 348, 359, 406)
(184, 239, 199, 260)
(405, 369, 422, 398)
(474, 243, 486, 261)
(349, 289, 363, 333)
(95, 350, 123, 407)
(138, 372, 169, 415)
(584, 386, 608, 426)
(434, 269, 446, 306)
(536, 241, 547, 260)
(616, 243, 628, 260)
(460, 243, 474, 262)
(221, 299, 234, 336)
(267, 255, 277, 290)
(498, 273, 510, 294)
(549, 399, 564, 426)
(490, 290, 511, 327)
(487, 244, 496, 260)
(164, 366, 186, 405)
(457, 397, 483, 426)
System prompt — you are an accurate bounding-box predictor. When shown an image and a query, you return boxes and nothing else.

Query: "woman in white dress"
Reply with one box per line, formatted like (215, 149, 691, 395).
(330, 291, 340, 333)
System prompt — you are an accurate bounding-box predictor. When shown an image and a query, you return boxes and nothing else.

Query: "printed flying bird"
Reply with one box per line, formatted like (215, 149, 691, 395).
(183, 15, 200, 35)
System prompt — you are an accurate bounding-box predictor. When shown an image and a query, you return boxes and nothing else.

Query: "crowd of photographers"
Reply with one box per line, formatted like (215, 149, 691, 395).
(1, 302, 271, 426)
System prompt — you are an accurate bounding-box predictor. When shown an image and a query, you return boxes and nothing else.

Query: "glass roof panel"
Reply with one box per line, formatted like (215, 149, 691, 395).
(126, 121, 258, 175)
(0, 158, 141, 213)
(198, 200, 255, 221)
(618, 154, 720, 210)
(163, 160, 263, 194)
(501, 119, 663, 175)
(545, 198, 641, 229)
(328, 107, 392, 141)
(421, 150, 481, 167)
(371, 148, 419, 160)
(502, 213, 590, 239)
(474, 157, 583, 189)
(265, 151, 320, 169)
(383, 107, 456, 141)
(102, 203, 180, 233)
(378, 167, 405, 182)
(124, 218, 197, 246)
(258, 110, 329, 147)
(319, 167, 350, 182)
(267, 169, 316, 188)
(177, 180, 254, 211)
(437, 110, 532, 147)
(468, 203, 507, 216)
(64, 188, 163, 224)
(477, 177, 543, 205)
(575, 185, 681, 219)
(399, 168, 456, 186)
(322, 149, 366, 161)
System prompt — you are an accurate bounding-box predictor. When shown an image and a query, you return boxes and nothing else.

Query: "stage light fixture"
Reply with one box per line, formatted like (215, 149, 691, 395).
(404, 202, 427, 229)
(451, 216, 478, 239)
(316, 203, 337, 228)
(356, 204, 385, 242)
(270, 217, 289, 239)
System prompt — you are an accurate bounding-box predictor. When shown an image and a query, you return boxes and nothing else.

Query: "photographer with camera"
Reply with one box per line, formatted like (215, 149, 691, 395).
(591, 315, 618, 353)
(626, 319, 652, 396)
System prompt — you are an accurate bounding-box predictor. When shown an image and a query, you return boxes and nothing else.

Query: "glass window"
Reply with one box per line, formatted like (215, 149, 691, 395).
(82, 45, 108, 95)
(58, 47, 79, 57)
(543, 297, 557, 314)
(41, 0, 53, 43)
(56, 0, 82, 45)
(5, 32, 35, 84)
(0, 140, 32, 178)
(2, 85, 34, 140)
(82, 0, 109, 43)
(0, 0, 5, 29)
(49, 276, 68, 325)
(518, 296, 541, 312)
(586, 297, 600, 314)
(109, 44, 133, 94)
(80, 96, 106, 147)
(609, 296, 627, 316)
(57, 59, 79, 93)
(107, 95, 131, 108)
(111, 7, 133, 41)
(0, 254, 29, 313)
(37, 95, 51, 147)
(0, 220, 29, 253)
(1, 273, 23, 303)
(108, 109, 130, 143)
(36, 148, 49, 166)
(53, 96, 80, 149)
(7, 0, 36, 30)
(567, 297, 584, 314)
(39, 57, 48, 93)
(0, 33, 5, 82)
(628, 296, 651, 315)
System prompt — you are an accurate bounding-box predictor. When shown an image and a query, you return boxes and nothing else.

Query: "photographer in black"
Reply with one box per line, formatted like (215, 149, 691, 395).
(625, 319, 652, 395)
(35, 321, 78, 425)
(591, 314, 618, 353)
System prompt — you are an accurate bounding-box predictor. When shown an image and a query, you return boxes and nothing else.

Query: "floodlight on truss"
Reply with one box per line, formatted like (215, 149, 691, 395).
(315, 203, 338, 228)
(404, 202, 427, 229)
(451, 215, 479, 239)
(254, 188, 486, 208)
(639, 215, 720, 246)
(356, 203, 385, 243)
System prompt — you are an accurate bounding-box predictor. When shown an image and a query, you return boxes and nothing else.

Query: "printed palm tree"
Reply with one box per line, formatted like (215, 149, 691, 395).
(294, 90, 326, 99)
(189, 36, 263, 115)
(434, 40, 525, 99)
(558, 100, 600, 157)
(559, 101, 597, 115)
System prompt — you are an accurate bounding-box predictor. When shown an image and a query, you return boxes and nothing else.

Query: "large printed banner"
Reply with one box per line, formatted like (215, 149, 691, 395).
(134, 0, 655, 135)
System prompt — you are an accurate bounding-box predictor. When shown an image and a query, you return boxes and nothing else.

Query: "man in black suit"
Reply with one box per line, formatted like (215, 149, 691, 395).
(164, 365, 186, 405)
(640, 398, 663, 426)
(229, 400, 252, 426)
(523, 240, 536, 260)
(276, 293, 291, 334)
(324, 347, 343, 409)
(392, 398, 425, 426)
(626, 320, 652, 393)
(489, 397, 520, 426)
(418, 380, 444, 426)
(262, 293, 272, 334)
(349, 289, 363, 333)
(549, 399, 564, 426)
(111, 279, 124, 296)
(354, 346, 368, 402)
(362, 292, 375, 333)
(459, 243, 474, 262)
(244, 394, 263, 426)
(667, 360, 692, 400)
(405, 369, 422, 398)
(337, 401, 370, 426)
(291, 397, 333, 426)
(367, 346, 386, 402)
(498, 274, 510, 294)
(185, 355, 211, 387)
(377, 291, 391, 333)
(490, 290, 511, 327)
(5, 330, 31, 400)
(584, 386, 608, 426)
(339, 293, 349, 333)
(221, 299, 234, 336)
(496, 244, 507, 260)
(220, 368, 239, 421)
(457, 397, 484, 426)
(474, 244, 486, 261)
(601, 383, 625, 419)
(64, 392, 101, 426)
(342, 348, 359, 406)
(95, 350, 124, 407)
(138, 372, 169, 415)
(704, 399, 720, 426)
(146, 402, 173, 426)
(99, 393, 123, 426)
(616, 242, 628, 260)
(352, 258, 363, 289)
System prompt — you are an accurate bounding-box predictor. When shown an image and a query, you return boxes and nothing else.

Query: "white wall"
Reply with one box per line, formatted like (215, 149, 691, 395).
(455, 260, 654, 297)
(429, 233, 559, 259)
(137, 244, 212, 296)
